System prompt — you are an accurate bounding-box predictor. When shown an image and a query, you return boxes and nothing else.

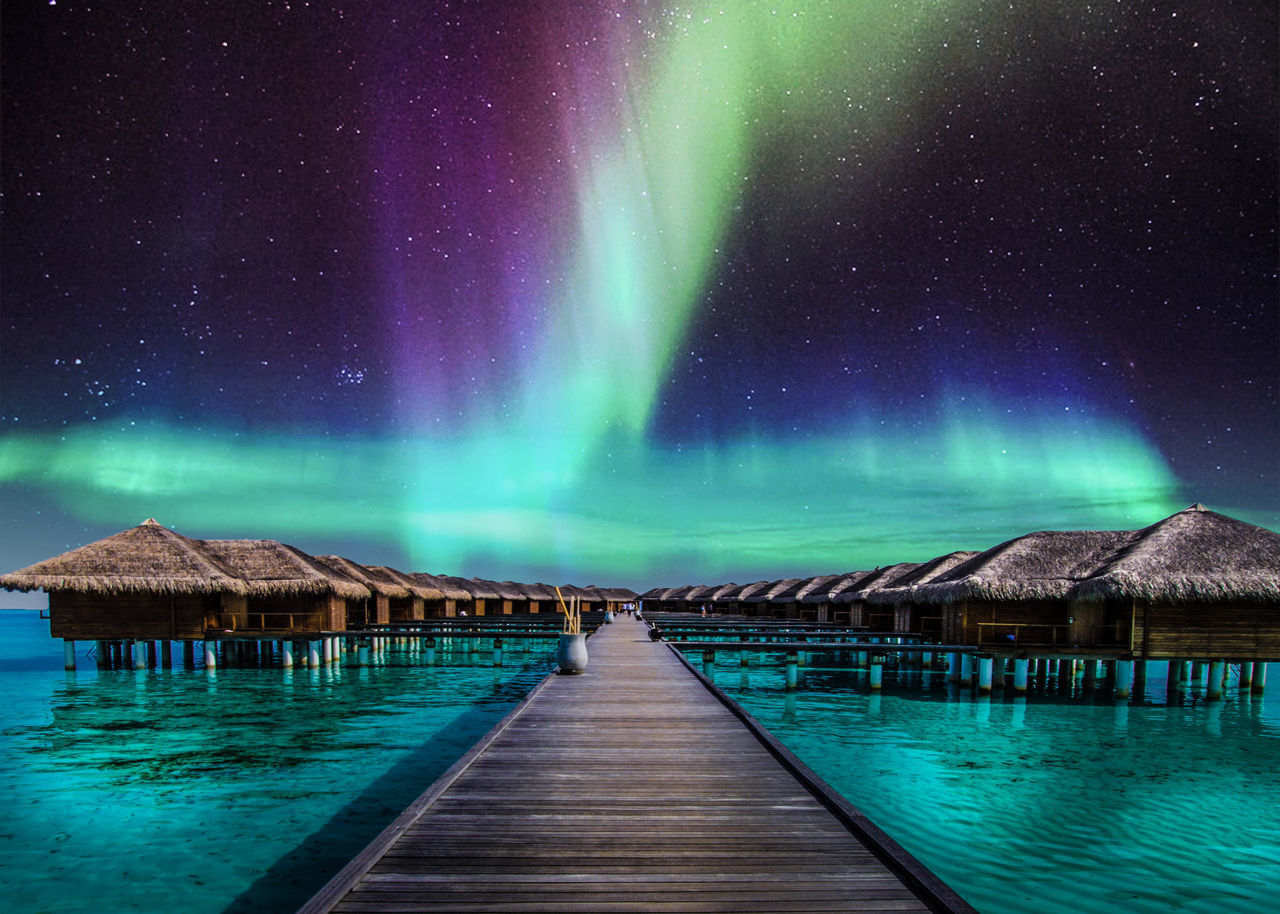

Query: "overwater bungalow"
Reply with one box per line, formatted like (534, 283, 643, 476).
(488, 580, 529, 614)
(433, 577, 500, 615)
(409, 573, 470, 617)
(759, 578, 814, 619)
(559, 584, 607, 613)
(639, 585, 698, 613)
(724, 581, 772, 615)
(865, 551, 979, 639)
(831, 564, 920, 628)
(366, 565, 436, 623)
(197, 538, 371, 633)
(0, 518, 248, 644)
(312, 555, 408, 627)
(742, 579, 804, 618)
(516, 582, 560, 614)
(799, 571, 875, 623)
(596, 586, 640, 613)
(1074, 504, 1280, 662)
(912, 504, 1280, 664)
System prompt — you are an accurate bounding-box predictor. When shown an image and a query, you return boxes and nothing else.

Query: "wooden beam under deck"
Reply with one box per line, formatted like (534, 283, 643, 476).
(301, 616, 973, 913)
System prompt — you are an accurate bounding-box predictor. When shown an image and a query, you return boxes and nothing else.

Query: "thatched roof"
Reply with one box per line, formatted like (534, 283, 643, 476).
(519, 582, 561, 601)
(832, 564, 920, 603)
(732, 581, 773, 602)
(0, 518, 248, 596)
(657, 585, 699, 601)
(199, 538, 371, 600)
(489, 580, 528, 601)
(1075, 504, 1280, 603)
(765, 577, 822, 602)
(738, 579, 786, 603)
(865, 551, 981, 604)
(439, 577, 501, 601)
(408, 573, 472, 603)
(595, 586, 639, 602)
(637, 586, 668, 600)
(313, 555, 412, 599)
(799, 571, 875, 604)
(790, 574, 842, 603)
(912, 530, 1140, 604)
(683, 585, 719, 603)
(368, 565, 445, 600)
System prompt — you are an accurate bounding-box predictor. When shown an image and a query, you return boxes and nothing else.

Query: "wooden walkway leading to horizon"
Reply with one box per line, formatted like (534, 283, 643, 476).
(301, 616, 973, 913)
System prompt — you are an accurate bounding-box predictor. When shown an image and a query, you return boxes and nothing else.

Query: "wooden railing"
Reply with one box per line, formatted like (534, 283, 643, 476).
(976, 622, 1070, 647)
(976, 622, 1129, 648)
(214, 612, 311, 632)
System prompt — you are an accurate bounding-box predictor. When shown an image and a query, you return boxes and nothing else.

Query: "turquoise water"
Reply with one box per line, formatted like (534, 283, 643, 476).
(703, 654, 1280, 914)
(0, 610, 556, 913)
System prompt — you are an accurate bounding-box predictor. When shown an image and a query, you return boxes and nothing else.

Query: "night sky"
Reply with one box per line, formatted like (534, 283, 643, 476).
(2, 0, 1276, 604)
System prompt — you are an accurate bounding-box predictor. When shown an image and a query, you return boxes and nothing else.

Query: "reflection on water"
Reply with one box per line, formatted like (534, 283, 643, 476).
(0, 612, 555, 913)
(708, 653, 1280, 914)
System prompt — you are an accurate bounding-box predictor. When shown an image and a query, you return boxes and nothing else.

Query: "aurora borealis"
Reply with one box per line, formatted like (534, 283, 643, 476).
(1, 1, 1276, 600)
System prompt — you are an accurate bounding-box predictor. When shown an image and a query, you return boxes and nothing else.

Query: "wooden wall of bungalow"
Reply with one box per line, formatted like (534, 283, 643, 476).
(216, 591, 350, 634)
(939, 597, 1135, 653)
(888, 602, 944, 641)
(1130, 599, 1280, 661)
(48, 589, 351, 641)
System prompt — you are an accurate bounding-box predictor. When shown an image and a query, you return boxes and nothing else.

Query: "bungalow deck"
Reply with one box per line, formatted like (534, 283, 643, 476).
(301, 615, 972, 913)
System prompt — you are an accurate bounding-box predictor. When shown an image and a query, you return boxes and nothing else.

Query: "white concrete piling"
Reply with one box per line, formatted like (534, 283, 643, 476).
(63, 640, 76, 671)
(977, 656, 994, 693)
(1114, 660, 1134, 699)
(1013, 657, 1029, 693)
(1207, 660, 1225, 700)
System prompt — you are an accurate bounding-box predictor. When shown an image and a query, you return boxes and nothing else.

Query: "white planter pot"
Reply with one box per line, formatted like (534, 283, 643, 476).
(557, 633, 588, 674)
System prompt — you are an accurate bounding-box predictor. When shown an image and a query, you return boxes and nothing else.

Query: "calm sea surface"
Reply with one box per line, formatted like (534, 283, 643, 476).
(699, 651, 1280, 914)
(0, 610, 556, 913)
(3, 610, 1277, 913)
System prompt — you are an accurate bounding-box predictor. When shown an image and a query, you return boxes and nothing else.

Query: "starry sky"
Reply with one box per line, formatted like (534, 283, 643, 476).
(1, 0, 1276, 604)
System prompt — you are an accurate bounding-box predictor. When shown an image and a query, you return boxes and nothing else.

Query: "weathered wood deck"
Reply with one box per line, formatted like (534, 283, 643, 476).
(301, 616, 973, 913)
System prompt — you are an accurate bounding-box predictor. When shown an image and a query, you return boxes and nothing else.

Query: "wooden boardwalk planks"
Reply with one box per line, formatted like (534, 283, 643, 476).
(301, 616, 973, 913)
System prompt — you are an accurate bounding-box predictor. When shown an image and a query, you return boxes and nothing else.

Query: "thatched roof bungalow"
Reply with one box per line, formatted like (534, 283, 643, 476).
(407, 573, 471, 617)
(1076, 504, 1280, 660)
(909, 530, 1142, 650)
(798, 571, 875, 623)
(830, 564, 920, 628)
(863, 551, 979, 637)
(366, 565, 440, 622)
(0, 518, 246, 641)
(908, 505, 1280, 659)
(199, 538, 371, 633)
(313, 555, 410, 627)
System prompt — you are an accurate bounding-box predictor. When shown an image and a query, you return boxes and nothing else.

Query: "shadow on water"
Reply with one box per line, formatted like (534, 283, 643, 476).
(221, 672, 547, 914)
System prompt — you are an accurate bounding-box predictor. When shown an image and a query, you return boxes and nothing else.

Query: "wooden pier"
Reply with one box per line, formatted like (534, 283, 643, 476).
(302, 615, 973, 913)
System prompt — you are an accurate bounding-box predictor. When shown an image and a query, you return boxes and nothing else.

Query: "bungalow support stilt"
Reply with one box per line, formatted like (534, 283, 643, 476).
(947, 652, 961, 683)
(308, 641, 321, 668)
(1013, 658, 1029, 693)
(977, 656, 993, 694)
(869, 656, 884, 690)
(281, 641, 293, 669)
(1238, 662, 1253, 689)
(133, 640, 147, 670)
(785, 652, 799, 691)
(204, 641, 217, 670)
(1207, 661, 1225, 700)
(1251, 663, 1267, 695)
(1114, 660, 1134, 699)
(960, 653, 974, 687)
(63, 640, 76, 671)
